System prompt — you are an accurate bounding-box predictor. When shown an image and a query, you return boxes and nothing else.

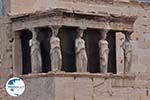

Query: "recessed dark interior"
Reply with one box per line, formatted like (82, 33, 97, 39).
(107, 31, 116, 74)
(58, 26, 76, 72)
(83, 29, 100, 73)
(83, 29, 116, 74)
(38, 27, 52, 73)
(20, 27, 116, 74)
(20, 28, 52, 74)
(20, 30, 32, 74)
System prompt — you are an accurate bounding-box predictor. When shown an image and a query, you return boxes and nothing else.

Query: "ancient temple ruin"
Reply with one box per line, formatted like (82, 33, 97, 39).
(11, 8, 136, 75)
(0, 0, 150, 100)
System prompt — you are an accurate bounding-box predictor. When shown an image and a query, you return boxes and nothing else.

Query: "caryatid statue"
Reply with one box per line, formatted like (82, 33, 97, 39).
(50, 25, 62, 72)
(29, 28, 42, 73)
(75, 28, 88, 72)
(98, 29, 109, 73)
(121, 32, 132, 74)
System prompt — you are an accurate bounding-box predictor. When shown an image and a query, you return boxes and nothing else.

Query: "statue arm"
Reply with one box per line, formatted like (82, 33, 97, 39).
(75, 43, 80, 53)
(101, 49, 109, 57)
(58, 50, 62, 60)
(76, 43, 86, 54)
(75, 41, 79, 52)
(76, 47, 80, 53)
(29, 40, 32, 46)
(125, 50, 132, 56)
(50, 46, 61, 54)
(57, 50, 62, 69)
(121, 42, 125, 50)
(76, 48, 86, 55)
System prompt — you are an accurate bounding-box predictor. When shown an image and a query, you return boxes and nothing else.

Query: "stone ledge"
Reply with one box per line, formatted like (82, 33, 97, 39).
(16, 72, 136, 80)
(15, 72, 150, 89)
(10, 72, 150, 100)
(11, 8, 136, 32)
(10, 8, 137, 23)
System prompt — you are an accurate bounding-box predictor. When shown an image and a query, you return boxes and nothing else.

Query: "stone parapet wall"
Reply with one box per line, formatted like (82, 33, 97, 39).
(7, 72, 150, 100)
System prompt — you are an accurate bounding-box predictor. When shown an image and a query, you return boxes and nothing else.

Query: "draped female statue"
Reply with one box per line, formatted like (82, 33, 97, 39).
(121, 32, 132, 73)
(98, 29, 109, 73)
(50, 36, 62, 71)
(75, 28, 88, 72)
(50, 25, 62, 72)
(29, 29, 42, 73)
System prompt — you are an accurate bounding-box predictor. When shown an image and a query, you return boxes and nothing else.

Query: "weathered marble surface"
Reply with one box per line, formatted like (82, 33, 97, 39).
(98, 30, 109, 73)
(121, 32, 132, 73)
(75, 38, 88, 72)
(75, 28, 88, 72)
(50, 25, 62, 72)
(50, 36, 62, 71)
(29, 29, 42, 73)
(12, 73, 150, 100)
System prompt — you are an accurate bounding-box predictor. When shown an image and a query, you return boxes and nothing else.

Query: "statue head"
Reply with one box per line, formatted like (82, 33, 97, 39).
(100, 29, 109, 40)
(123, 31, 132, 42)
(76, 27, 86, 38)
(51, 37, 60, 47)
(29, 28, 39, 40)
(50, 25, 61, 37)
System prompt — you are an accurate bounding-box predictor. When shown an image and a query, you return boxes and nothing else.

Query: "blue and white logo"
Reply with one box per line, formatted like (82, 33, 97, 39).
(5, 77, 25, 97)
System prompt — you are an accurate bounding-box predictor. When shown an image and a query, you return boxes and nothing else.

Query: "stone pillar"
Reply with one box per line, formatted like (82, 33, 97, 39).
(13, 32, 23, 75)
(75, 27, 88, 72)
(121, 31, 132, 74)
(98, 29, 109, 73)
(29, 28, 42, 73)
(49, 25, 62, 72)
